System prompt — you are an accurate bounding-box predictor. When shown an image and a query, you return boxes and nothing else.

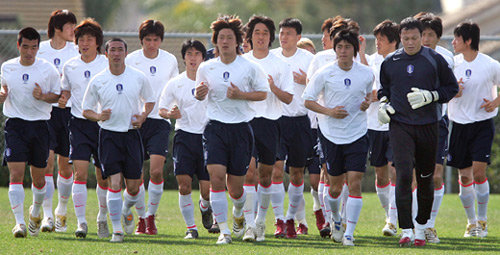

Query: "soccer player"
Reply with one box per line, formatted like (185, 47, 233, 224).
(304, 29, 373, 246)
(159, 39, 212, 239)
(125, 20, 179, 235)
(242, 15, 294, 242)
(449, 21, 500, 238)
(366, 19, 399, 237)
(297, 38, 316, 54)
(378, 17, 458, 247)
(271, 17, 314, 239)
(82, 38, 155, 243)
(1, 27, 61, 238)
(58, 18, 110, 238)
(194, 15, 268, 244)
(37, 9, 79, 233)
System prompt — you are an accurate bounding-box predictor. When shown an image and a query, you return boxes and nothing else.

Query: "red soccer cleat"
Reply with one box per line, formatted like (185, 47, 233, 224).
(145, 215, 157, 235)
(414, 238, 426, 247)
(314, 209, 325, 231)
(285, 219, 297, 239)
(297, 223, 308, 235)
(135, 217, 146, 235)
(274, 219, 286, 238)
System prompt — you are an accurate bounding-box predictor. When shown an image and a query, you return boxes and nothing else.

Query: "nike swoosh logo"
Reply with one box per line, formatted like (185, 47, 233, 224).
(272, 206, 278, 209)
(150, 202, 159, 206)
(243, 210, 252, 213)
(100, 205, 107, 208)
(260, 206, 268, 210)
(289, 204, 297, 208)
(420, 173, 432, 178)
(75, 205, 84, 208)
(182, 203, 192, 208)
(61, 196, 69, 199)
(214, 212, 223, 216)
(393, 57, 400, 61)
(110, 213, 118, 216)
(11, 205, 20, 210)
(136, 207, 144, 210)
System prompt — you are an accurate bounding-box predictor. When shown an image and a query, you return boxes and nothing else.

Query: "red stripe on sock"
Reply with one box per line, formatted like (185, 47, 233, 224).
(271, 181, 283, 185)
(243, 184, 256, 187)
(187, 225, 197, 229)
(290, 180, 304, 187)
(458, 180, 473, 187)
(210, 188, 225, 193)
(259, 183, 272, 189)
(58, 171, 73, 179)
(348, 195, 362, 199)
(412, 187, 417, 192)
(390, 183, 396, 187)
(97, 183, 107, 190)
(328, 191, 341, 199)
(319, 181, 325, 184)
(376, 181, 390, 188)
(10, 182, 23, 185)
(74, 181, 87, 185)
(126, 189, 139, 196)
(229, 192, 244, 200)
(434, 183, 444, 191)
(474, 178, 488, 185)
(45, 174, 53, 177)
(108, 188, 122, 193)
(150, 179, 164, 185)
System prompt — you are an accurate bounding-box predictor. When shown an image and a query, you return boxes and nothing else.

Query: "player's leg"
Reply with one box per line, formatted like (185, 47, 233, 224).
(72, 160, 89, 238)
(144, 154, 166, 235)
(8, 162, 28, 238)
(242, 157, 257, 241)
(177, 174, 198, 239)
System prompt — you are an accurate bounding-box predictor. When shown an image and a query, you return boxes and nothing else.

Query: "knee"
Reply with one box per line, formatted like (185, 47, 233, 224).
(127, 186, 139, 196)
(328, 186, 342, 198)
(459, 175, 472, 185)
(32, 178, 46, 189)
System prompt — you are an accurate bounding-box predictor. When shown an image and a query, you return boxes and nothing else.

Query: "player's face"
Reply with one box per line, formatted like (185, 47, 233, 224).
(400, 28, 422, 55)
(322, 29, 333, 50)
(279, 27, 301, 51)
(452, 35, 469, 54)
(105, 41, 127, 64)
(375, 34, 395, 56)
(184, 47, 204, 72)
(59, 22, 75, 42)
(77, 34, 98, 57)
(18, 38, 39, 65)
(141, 34, 162, 56)
(216, 28, 238, 56)
(252, 23, 271, 51)
(335, 40, 355, 65)
(242, 37, 251, 53)
(421, 28, 439, 49)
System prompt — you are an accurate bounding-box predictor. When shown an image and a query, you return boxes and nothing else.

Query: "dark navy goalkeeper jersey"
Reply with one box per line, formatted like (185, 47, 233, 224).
(378, 46, 458, 125)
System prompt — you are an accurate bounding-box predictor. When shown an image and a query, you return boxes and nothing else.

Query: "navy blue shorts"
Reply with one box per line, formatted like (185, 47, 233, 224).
(436, 115, 449, 165)
(277, 115, 313, 168)
(203, 120, 254, 176)
(173, 130, 209, 181)
(318, 129, 368, 176)
(48, 106, 71, 157)
(250, 117, 279, 165)
(447, 118, 494, 169)
(286, 128, 321, 174)
(139, 118, 171, 160)
(368, 129, 393, 167)
(98, 129, 144, 180)
(3, 118, 49, 168)
(69, 116, 100, 167)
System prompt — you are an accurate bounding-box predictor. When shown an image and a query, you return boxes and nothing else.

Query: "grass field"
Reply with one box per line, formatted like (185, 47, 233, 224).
(1, 188, 499, 254)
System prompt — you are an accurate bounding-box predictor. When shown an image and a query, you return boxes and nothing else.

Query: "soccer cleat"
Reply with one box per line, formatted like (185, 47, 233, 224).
(41, 217, 55, 232)
(55, 214, 67, 233)
(399, 230, 415, 247)
(12, 224, 27, 238)
(414, 227, 426, 247)
(425, 228, 440, 243)
(122, 213, 134, 235)
(382, 222, 397, 236)
(242, 226, 256, 242)
(216, 233, 232, 245)
(75, 222, 88, 238)
(28, 206, 42, 236)
(296, 223, 308, 235)
(135, 217, 146, 235)
(110, 232, 124, 243)
(331, 221, 344, 243)
(314, 209, 325, 231)
(184, 229, 199, 239)
(208, 220, 220, 234)
(477, 221, 488, 237)
(145, 215, 157, 235)
(320, 222, 331, 238)
(200, 202, 213, 230)
(255, 222, 266, 242)
(233, 215, 245, 238)
(342, 235, 355, 246)
(285, 219, 297, 239)
(414, 238, 426, 246)
(274, 219, 286, 238)
(464, 223, 479, 237)
(97, 221, 110, 238)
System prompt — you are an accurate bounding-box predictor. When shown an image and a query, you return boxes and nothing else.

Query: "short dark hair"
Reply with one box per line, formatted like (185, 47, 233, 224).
(181, 39, 207, 60)
(454, 21, 480, 51)
(399, 17, 423, 34)
(75, 18, 103, 53)
(211, 15, 243, 55)
(279, 18, 302, 35)
(330, 18, 359, 39)
(105, 38, 128, 52)
(245, 15, 276, 48)
(415, 13, 443, 38)
(139, 20, 165, 42)
(18, 27, 41, 46)
(48, 9, 77, 38)
(333, 29, 359, 57)
(373, 19, 400, 48)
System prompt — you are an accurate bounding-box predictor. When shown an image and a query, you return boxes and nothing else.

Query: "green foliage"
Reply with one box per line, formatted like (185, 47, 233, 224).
(84, 0, 122, 28)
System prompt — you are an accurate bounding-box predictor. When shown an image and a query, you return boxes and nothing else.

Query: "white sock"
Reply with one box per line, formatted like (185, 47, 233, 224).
(72, 182, 87, 225)
(271, 182, 285, 221)
(376, 182, 390, 218)
(179, 193, 196, 230)
(96, 184, 108, 222)
(107, 189, 123, 233)
(256, 183, 271, 224)
(9, 183, 25, 225)
(459, 182, 477, 224)
(135, 183, 146, 218)
(311, 189, 321, 211)
(146, 180, 164, 217)
(42, 175, 54, 219)
(199, 195, 210, 212)
(324, 185, 332, 223)
(344, 196, 363, 238)
(427, 184, 444, 228)
(296, 196, 307, 226)
(389, 183, 398, 226)
(318, 182, 326, 218)
(340, 182, 349, 223)
(286, 182, 304, 220)
(412, 187, 418, 225)
(210, 189, 229, 234)
(475, 179, 489, 222)
(243, 185, 256, 228)
(231, 189, 246, 218)
(415, 222, 426, 240)
(326, 190, 341, 222)
(31, 183, 46, 218)
(254, 187, 260, 216)
(122, 189, 139, 216)
(55, 172, 73, 216)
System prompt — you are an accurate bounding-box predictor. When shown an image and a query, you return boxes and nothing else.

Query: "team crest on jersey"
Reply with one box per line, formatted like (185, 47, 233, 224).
(150, 66, 157, 75)
(223, 71, 230, 82)
(54, 58, 61, 67)
(465, 69, 472, 79)
(344, 78, 351, 88)
(84, 70, 91, 79)
(407, 64, 414, 74)
(22, 73, 29, 84)
(191, 88, 196, 96)
(116, 84, 123, 94)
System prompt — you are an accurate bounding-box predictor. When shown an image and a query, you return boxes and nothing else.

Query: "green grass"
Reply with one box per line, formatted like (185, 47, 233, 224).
(1, 188, 499, 254)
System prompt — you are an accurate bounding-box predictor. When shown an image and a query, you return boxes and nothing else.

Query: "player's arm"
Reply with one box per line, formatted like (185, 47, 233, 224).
(358, 35, 369, 66)
(32, 83, 59, 103)
(269, 75, 292, 104)
(158, 81, 181, 119)
(0, 85, 8, 103)
(58, 90, 71, 108)
(377, 61, 391, 100)
(435, 56, 459, 103)
(132, 102, 154, 128)
(227, 82, 267, 101)
(305, 100, 348, 119)
(83, 109, 111, 122)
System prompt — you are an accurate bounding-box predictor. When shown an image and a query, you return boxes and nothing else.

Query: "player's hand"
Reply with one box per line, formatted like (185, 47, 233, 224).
(359, 35, 367, 53)
(407, 87, 439, 109)
(58, 92, 69, 108)
(293, 69, 307, 85)
(328, 106, 349, 119)
(227, 82, 241, 99)
(360, 96, 371, 111)
(480, 98, 499, 112)
(131, 113, 146, 129)
(195, 82, 209, 100)
(455, 78, 464, 98)
(99, 109, 111, 121)
(378, 96, 395, 124)
(371, 89, 379, 102)
(168, 105, 182, 119)
(268, 75, 276, 89)
(0, 85, 8, 103)
(32, 83, 44, 101)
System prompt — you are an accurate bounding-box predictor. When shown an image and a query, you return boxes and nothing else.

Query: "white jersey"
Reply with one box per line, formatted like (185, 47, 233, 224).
(38, 40, 79, 107)
(82, 66, 155, 132)
(303, 61, 374, 144)
(366, 52, 389, 131)
(159, 72, 208, 134)
(126, 49, 179, 120)
(196, 55, 269, 123)
(449, 53, 500, 124)
(61, 55, 108, 119)
(272, 47, 313, 117)
(1, 57, 61, 120)
(435, 46, 454, 116)
(243, 51, 294, 120)
(307, 49, 337, 78)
